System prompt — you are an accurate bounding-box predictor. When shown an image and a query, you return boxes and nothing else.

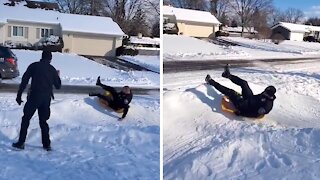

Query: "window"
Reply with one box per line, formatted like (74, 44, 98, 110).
(41, 28, 54, 38)
(12, 26, 24, 37)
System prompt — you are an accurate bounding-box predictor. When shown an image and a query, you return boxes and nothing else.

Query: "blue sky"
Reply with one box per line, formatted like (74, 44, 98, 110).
(273, 0, 320, 17)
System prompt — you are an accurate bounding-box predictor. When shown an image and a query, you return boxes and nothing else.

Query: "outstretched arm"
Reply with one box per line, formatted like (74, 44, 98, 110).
(53, 69, 61, 89)
(17, 65, 33, 96)
(121, 105, 129, 119)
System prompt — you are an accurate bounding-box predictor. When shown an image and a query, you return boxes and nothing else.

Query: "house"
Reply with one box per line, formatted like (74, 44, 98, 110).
(0, 1, 125, 57)
(163, 6, 220, 38)
(271, 22, 320, 41)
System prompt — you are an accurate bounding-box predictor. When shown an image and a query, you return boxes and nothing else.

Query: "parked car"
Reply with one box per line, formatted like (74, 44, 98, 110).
(303, 36, 317, 42)
(0, 46, 19, 79)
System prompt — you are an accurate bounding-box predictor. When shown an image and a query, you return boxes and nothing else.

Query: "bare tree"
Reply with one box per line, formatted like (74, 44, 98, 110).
(283, 8, 304, 23)
(270, 8, 284, 25)
(305, 17, 320, 26)
(207, 0, 229, 20)
(103, 0, 150, 36)
(228, 0, 273, 36)
(143, 0, 160, 15)
(172, 0, 207, 10)
(52, 0, 84, 14)
(51, 0, 104, 15)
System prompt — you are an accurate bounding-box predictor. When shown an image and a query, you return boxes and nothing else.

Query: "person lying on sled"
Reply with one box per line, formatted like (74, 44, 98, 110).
(205, 64, 276, 118)
(89, 76, 133, 120)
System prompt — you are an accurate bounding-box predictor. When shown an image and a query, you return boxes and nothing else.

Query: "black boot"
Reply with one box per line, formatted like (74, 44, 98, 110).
(43, 145, 52, 151)
(96, 76, 101, 86)
(222, 64, 231, 78)
(205, 74, 212, 84)
(89, 93, 99, 97)
(12, 142, 25, 150)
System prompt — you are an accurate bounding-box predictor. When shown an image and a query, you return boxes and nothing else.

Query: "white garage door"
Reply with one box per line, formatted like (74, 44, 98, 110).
(290, 32, 304, 41)
(72, 34, 116, 56)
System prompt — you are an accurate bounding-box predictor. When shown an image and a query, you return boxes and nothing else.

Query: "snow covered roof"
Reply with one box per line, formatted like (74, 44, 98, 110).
(59, 13, 124, 36)
(130, 36, 160, 45)
(0, 0, 125, 36)
(0, 18, 6, 24)
(163, 6, 175, 16)
(163, 6, 220, 25)
(272, 22, 320, 33)
(224, 26, 257, 33)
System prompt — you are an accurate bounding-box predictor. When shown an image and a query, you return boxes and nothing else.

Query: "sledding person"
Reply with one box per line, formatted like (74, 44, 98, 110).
(12, 50, 61, 151)
(89, 76, 133, 120)
(205, 64, 276, 118)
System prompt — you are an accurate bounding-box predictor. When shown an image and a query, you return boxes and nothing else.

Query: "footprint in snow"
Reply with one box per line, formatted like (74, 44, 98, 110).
(266, 154, 281, 168)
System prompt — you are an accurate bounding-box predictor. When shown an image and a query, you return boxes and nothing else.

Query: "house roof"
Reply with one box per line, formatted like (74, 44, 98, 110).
(0, 0, 125, 36)
(163, 6, 220, 25)
(224, 26, 257, 33)
(272, 22, 320, 33)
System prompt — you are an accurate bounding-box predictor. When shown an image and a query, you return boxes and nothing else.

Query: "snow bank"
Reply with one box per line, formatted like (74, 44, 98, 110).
(120, 55, 160, 73)
(164, 61, 320, 179)
(163, 35, 248, 61)
(163, 35, 320, 61)
(0, 94, 160, 180)
(222, 37, 320, 55)
(6, 50, 159, 87)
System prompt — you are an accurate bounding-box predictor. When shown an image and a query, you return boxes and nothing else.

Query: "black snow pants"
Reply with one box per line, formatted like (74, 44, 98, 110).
(95, 83, 118, 110)
(18, 93, 51, 147)
(208, 74, 253, 107)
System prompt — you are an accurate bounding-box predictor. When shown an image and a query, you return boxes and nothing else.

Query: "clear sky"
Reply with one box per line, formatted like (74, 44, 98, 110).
(273, 0, 320, 17)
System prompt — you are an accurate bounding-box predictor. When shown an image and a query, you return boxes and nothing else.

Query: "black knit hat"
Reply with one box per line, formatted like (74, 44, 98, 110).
(265, 86, 276, 96)
(42, 50, 52, 61)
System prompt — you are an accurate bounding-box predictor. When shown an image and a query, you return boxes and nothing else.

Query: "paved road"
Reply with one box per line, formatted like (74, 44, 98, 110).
(164, 57, 320, 73)
(0, 83, 159, 95)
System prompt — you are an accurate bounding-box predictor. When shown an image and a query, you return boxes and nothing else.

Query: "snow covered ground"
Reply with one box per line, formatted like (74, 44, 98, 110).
(163, 60, 320, 179)
(0, 93, 159, 180)
(120, 55, 160, 73)
(163, 35, 320, 61)
(4, 50, 159, 88)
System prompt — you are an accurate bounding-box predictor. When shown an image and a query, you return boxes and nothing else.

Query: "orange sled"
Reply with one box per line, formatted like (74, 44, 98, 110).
(98, 91, 124, 113)
(221, 96, 264, 119)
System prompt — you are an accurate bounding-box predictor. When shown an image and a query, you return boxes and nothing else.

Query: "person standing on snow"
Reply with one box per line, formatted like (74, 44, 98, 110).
(89, 76, 133, 120)
(12, 50, 61, 151)
(205, 64, 276, 118)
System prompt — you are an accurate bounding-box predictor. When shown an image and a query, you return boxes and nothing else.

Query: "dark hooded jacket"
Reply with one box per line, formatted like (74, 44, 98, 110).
(17, 58, 61, 99)
(234, 93, 276, 118)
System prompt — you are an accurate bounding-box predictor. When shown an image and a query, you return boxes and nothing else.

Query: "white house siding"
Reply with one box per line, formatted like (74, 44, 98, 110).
(63, 33, 122, 56)
(177, 21, 217, 38)
(290, 32, 304, 41)
(4, 21, 60, 44)
(0, 24, 4, 44)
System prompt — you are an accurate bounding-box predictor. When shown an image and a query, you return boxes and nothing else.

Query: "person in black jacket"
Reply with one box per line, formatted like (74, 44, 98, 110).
(12, 50, 61, 151)
(89, 76, 133, 120)
(205, 64, 276, 118)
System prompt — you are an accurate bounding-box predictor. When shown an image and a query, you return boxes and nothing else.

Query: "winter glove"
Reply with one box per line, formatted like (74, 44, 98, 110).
(234, 110, 241, 116)
(16, 96, 23, 105)
(258, 107, 266, 115)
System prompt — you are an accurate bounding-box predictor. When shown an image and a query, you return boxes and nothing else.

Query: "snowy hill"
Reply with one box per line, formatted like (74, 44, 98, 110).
(4, 50, 159, 87)
(0, 50, 160, 179)
(0, 94, 160, 180)
(163, 61, 320, 179)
